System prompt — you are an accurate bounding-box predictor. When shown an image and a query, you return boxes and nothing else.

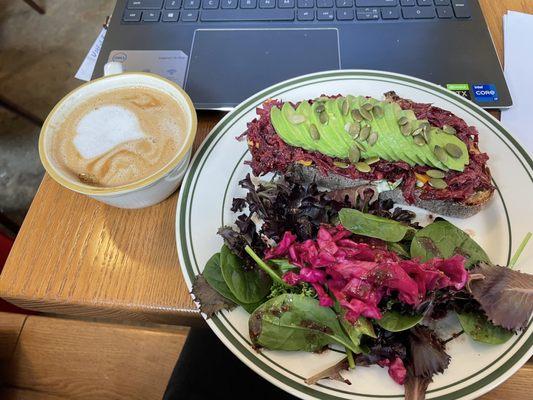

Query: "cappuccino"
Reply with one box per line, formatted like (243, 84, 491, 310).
(49, 86, 186, 187)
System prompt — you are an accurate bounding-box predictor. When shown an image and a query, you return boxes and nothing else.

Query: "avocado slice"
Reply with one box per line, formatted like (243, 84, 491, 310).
(269, 96, 470, 171)
(307, 101, 344, 157)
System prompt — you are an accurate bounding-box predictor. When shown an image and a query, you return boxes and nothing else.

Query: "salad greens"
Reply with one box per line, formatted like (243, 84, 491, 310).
(457, 312, 513, 345)
(250, 294, 361, 353)
(339, 208, 416, 243)
(203, 253, 240, 304)
(192, 176, 533, 400)
(410, 220, 490, 269)
(220, 245, 271, 304)
(377, 310, 425, 333)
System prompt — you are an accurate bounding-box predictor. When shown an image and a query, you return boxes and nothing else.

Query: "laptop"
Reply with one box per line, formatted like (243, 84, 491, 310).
(93, 0, 512, 110)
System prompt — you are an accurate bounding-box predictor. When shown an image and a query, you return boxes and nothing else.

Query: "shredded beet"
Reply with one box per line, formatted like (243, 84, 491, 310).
(265, 225, 468, 322)
(244, 98, 493, 204)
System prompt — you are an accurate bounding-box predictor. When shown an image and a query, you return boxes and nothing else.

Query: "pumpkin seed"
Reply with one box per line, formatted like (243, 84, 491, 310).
(423, 128, 432, 143)
(442, 125, 456, 135)
(316, 96, 329, 102)
(319, 111, 329, 124)
(288, 114, 306, 124)
(341, 98, 350, 115)
(445, 143, 463, 159)
(315, 104, 325, 113)
(365, 156, 380, 165)
(333, 161, 350, 169)
(426, 169, 446, 179)
(419, 122, 430, 132)
(434, 145, 448, 163)
(411, 127, 424, 137)
(355, 161, 371, 173)
(310, 124, 320, 141)
(351, 109, 363, 122)
(362, 102, 374, 111)
(373, 105, 384, 119)
(359, 125, 371, 141)
(398, 116, 409, 126)
(413, 135, 426, 146)
(429, 178, 448, 189)
(349, 123, 360, 138)
(368, 131, 379, 146)
(400, 123, 411, 136)
(354, 141, 366, 151)
(360, 107, 373, 121)
(348, 147, 361, 163)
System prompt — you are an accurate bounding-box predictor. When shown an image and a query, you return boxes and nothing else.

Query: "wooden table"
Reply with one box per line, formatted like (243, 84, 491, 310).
(1, 0, 532, 397)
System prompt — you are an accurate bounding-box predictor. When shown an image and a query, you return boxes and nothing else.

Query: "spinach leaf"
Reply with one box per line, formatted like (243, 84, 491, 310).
(269, 259, 298, 273)
(339, 208, 416, 243)
(457, 312, 513, 345)
(220, 245, 271, 304)
(203, 253, 240, 304)
(387, 242, 411, 258)
(341, 316, 377, 352)
(249, 294, 359, 353)
(410, 220, 490, 269)
(377, 310, 424, 332)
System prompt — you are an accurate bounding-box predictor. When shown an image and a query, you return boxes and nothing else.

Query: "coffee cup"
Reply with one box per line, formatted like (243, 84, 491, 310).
(39, 62, 197, 209)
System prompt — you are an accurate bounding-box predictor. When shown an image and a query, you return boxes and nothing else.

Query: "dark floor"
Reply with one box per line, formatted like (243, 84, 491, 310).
(0, 0, 115, 225)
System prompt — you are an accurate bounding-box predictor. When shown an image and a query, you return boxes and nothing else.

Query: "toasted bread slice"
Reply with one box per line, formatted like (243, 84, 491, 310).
(289, 164, 493, 218)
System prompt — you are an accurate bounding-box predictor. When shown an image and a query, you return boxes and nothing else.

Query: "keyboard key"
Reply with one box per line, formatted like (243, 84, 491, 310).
(142, 10, 161, 20)
(241, 0, 257, 7)
(356, 7, 379, 19)
(297, 9, 314, 19)
(181, 9, 199, 19)
(162, 10, 180, 20)
(201, 8, 294, 19)
(317, 0, 333, 7)
(259, 0, 275, 7)
(436, 5, 452, 17)
(337, 0, 354, 7)
(356, 0, 397, 5)
(127, 0, 163, 9)
(221, 0, 238, 7)
(417, 0, 431, 5)
(402, 6, 435, 18)
(203, 0, 219, 7)
(279, 0, 295, 7)
(184, 0, 200, 8)
(452, 0, 470, 18)
(400, 0, 415, 5)
(317, 9, 334, 19)
(381, 6, 399, 19)
(165, 0, 182, 8)
(297, 0, 314, 6)
(123, 10, 142, 21)
(434, 0, 450, 4)
(337, 9, 354, 19)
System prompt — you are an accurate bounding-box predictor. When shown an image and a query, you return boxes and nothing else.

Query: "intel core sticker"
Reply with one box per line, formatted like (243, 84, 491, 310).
(446, 83, 471, 100)
(473, 84, 499, 102)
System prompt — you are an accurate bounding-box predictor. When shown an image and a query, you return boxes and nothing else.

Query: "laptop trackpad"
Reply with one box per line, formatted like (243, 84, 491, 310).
(185, 29, 340, 108)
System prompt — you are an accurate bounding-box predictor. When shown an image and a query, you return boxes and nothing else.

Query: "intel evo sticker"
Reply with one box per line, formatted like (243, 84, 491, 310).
(446, 83, 471, 100)
(472, 84, 499, 102)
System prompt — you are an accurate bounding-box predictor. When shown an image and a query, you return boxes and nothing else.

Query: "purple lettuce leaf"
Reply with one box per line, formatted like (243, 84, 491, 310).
(469, 263, 533, 330)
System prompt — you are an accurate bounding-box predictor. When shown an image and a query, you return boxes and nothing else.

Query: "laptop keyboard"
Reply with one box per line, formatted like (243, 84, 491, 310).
(122, 0, 470, 23)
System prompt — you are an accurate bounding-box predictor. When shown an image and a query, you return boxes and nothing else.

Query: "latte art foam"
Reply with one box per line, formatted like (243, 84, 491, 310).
(50, 87, 186, 187)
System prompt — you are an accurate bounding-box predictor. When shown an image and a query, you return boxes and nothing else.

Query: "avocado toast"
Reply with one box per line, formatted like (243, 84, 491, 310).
(244, 91, 494, 218)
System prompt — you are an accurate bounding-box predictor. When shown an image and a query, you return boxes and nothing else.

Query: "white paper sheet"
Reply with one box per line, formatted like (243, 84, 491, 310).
(75, 28, 107, 82)
(501, 11, 533, 154)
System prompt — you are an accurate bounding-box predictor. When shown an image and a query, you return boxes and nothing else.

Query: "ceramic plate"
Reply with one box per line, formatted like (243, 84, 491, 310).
(176, 70, 533, 400)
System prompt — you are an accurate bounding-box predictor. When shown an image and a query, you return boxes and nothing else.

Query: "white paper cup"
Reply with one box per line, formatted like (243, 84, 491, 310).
(39, 62, 197, 209)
